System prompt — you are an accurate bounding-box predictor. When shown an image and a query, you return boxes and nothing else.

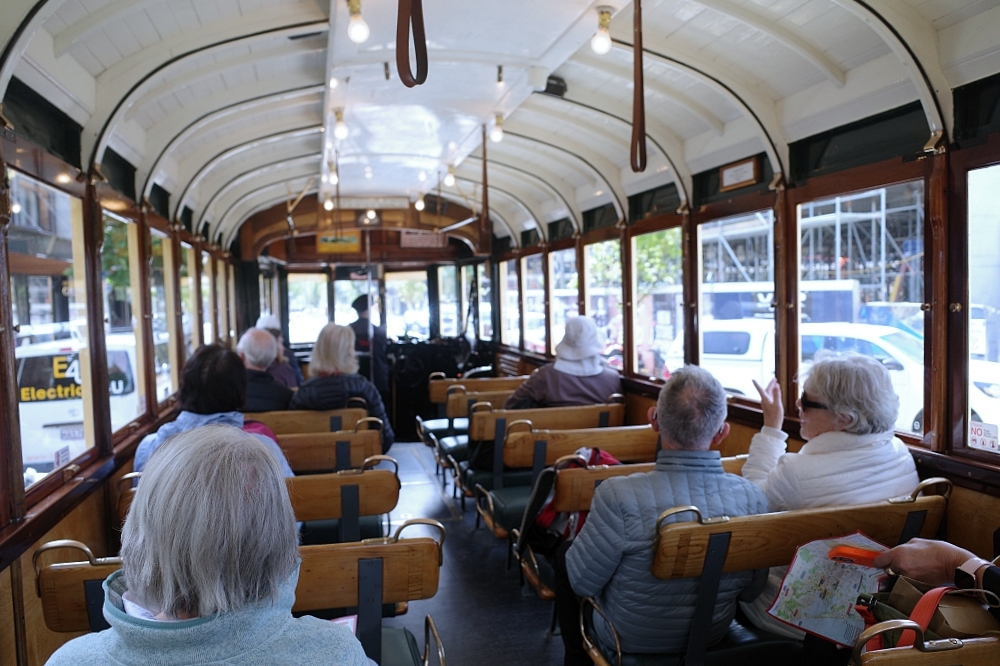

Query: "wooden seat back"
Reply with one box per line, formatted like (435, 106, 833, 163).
(286, 466, 400, 522)
(468, 402, 626, 442)
(34, 541, 122, 633)
(428, 374, 527, 404)
(277, 429, 382, 473)
(445, 388, 515, 419)
(503, 425, 659, 470)
(244, 407, 367, 434)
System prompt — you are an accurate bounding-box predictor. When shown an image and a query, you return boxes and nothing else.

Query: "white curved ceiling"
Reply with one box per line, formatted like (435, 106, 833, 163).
(3, 0, 1000, 247)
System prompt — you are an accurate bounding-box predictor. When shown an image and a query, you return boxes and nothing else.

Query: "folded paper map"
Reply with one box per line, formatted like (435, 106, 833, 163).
(768, 532, 889, 647)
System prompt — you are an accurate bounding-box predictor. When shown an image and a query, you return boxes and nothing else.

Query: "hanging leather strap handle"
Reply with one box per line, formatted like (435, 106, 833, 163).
(630, 0, 647, 173)
(897, 585, 953, 648)
(396, 0, 428, 87)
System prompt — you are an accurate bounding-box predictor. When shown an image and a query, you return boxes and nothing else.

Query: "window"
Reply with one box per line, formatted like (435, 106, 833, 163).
(334, 280, 380, 326)
(584, 240, 623, 369)
(287, 273, 330, 345)
(149, 231, 174, 399)
(549, 248, 578, 354)
(966, 164, 1000, 453)
(385, 271, 429, 340)
(500, 259, 520, 347)
(521, 254, 546, 354)
(477, 262, 493, 340)
(632, 227, 683, 380)
(438, 266, 458, 337)
(200, 251, 214, 343)
(462, 264, 476, 336)
(216, 258, 228, 343)
(798, 181, 925, 433)
(9, 170, 95, 489)
(180, 243, 198, 356)
(698, 211, 775, 398)
(102, 212, 146, 433)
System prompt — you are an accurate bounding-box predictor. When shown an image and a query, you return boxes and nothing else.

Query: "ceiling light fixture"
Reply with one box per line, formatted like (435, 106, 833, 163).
(364, 166, 373, 179)
(591, 7, 613, 55)
(366, 209, 377, 220)
(444, 166, 455, 187)
(489, 114, 504, 143)
(334, 110, 349, 140)
(328, 160, 340, 185)
(347, 0, 370, 44)
(55, 173, 71, 184)
(496, 65, 504, 88)
(323, 197, 334, 211)
(11, 201, 22, 214)
(329, 77, 339, 89)
(415, 195, 425, 211)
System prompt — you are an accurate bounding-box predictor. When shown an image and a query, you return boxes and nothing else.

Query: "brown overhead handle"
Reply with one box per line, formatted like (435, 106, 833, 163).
(630, 0, 647, 173)
(396, 0, 428, 87)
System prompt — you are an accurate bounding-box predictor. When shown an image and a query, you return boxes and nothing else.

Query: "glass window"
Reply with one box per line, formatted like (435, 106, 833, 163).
(521, 254, 546, 354)
(462, 264, 476, 336)
(102, 212, 146, 432)
(438, 266, 458, 337)
(287, 273, 330, 345)
(500, 259, 520, 346)
(798, 180, 925, 433)
(216, 258, 228, 343)
(966, 164, 1000, 453)
(149, 231, 174, 399)
(200, 251, 214, 343)
(385, 271, 429, 340)
(549, 248, 579, 354)
(584, 240, 623, 369)
(477, 262, 493, 340)
(180, 243, 198, 357)
(333, 279, 381, 326)
(228, 264, 236, 341)
(632, 227, 683, 380)
(10, 170, 94, 489)
(697, 211, 776, 397)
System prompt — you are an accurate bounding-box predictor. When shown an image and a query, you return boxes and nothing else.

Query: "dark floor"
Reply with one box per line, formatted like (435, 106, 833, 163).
(381, 442, 564, 665)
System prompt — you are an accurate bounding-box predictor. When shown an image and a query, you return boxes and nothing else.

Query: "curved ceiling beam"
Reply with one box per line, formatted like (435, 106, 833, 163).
(0, 1, 64, 100)
(568, 52, 726, 135)
(139, 84, 324, 200)
(526, 92, 692, 206)
(503, 130, 627, 223)
(172, 125, 322, 221)
(832, 0, 950, 141)
(451, 174, 544, 241)
(464, 154, 583, 232)
(614, 38, 788, 178)
(694, 0, 845, 87)
(200, 153, 322, 237)
(211, 162, 325, 240)
(83, 19, 327, 169)
(124, 44, 324, 123)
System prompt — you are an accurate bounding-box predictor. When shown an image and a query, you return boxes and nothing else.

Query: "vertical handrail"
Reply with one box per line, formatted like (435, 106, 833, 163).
(396, 0, 428, 87)
(630, 0, 647, 173)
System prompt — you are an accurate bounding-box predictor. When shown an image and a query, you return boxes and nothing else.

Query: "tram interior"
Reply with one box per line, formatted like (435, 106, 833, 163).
(4, 0, 1000, 664)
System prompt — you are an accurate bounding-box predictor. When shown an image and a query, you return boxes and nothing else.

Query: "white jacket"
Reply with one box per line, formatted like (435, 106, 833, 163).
(739, 426, 919, 638)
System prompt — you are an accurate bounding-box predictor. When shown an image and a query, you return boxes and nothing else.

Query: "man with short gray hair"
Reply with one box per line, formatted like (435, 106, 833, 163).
(238, 328, 292, 412)
(554, 365, 770, 664)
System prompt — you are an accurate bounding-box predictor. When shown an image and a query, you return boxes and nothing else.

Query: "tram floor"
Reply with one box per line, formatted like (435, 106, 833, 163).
(382, 441, 565, 665)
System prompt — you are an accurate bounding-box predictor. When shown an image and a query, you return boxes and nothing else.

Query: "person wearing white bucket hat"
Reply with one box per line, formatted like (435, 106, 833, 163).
(503, 316, 621, 410)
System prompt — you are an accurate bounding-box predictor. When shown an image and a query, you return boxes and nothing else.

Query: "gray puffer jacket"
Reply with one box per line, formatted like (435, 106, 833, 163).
(566, 449, 769, 655)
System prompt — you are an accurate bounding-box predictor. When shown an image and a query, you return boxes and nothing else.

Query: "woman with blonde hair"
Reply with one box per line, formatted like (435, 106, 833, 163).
(290, 323, 394, 450)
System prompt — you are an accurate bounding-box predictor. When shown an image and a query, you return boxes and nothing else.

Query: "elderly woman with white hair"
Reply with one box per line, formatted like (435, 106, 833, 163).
(502, 315, 621, 410)
(739, 354, 919, 640)
(290, 323, 394, 451)
(45, 425, 369, 665)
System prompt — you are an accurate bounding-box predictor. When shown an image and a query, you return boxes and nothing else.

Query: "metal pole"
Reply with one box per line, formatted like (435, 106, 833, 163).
(365, 229, 374, 385)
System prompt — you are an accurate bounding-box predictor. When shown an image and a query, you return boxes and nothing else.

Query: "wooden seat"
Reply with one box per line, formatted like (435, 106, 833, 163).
(33, 521, 448, 666)
(417, 387, 517, 479)
(427, 372, 527, 405)
(244, 407, 368, 435)
(277, 425, 384, 473)
(581, 478, 953, 666)
(853, 619, 1000, 665)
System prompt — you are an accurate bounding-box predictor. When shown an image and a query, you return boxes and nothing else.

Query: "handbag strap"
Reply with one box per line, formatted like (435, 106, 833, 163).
(897, 586, 954, 648)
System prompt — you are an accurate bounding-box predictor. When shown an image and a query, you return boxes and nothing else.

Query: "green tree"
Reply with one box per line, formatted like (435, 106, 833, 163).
(634, 229, 682, 296)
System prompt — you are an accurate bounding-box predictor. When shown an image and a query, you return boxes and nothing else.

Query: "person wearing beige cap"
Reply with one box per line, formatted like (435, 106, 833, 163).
(503, 315, 621, 410)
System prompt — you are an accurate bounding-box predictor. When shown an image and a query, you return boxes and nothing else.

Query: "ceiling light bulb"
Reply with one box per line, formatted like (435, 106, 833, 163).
(443, 166, 455, 187)
(489, 114, 504, 142)
(329, 77, 339, 89)
(418, 171, 426, 182)
(56, 173, 71, 184)
(334, 110, 349, 140)
(11, 201, 22, 214)
(591, 8, 613, 55)
(329, 169, 339, 185)
(366, 209, 377, 220)
(365, 170, 373, 179)
(415, 195, 425, 211)
(323, 197, 334, 211)
(347, 0, 370, 45)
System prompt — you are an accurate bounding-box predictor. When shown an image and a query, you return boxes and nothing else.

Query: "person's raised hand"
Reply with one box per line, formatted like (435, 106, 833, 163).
(872, 538, 975, 586)
(752, 378, 784, 430)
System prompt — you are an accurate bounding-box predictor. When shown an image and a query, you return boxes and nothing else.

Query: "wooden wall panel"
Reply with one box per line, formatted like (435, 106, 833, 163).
(944, 486, 1000, 560)
(19, 488, 109, 666)
(626, 393, 655, 426)
(1, 565, 16, 665)
(721, 422, 804, 457)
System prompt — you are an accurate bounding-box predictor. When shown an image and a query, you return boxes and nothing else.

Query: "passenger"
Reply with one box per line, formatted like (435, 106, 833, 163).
(555, 366, 769, 665)
(238, 327, 293, 412)
(45, 426, 369, 666)
(256, 314, 304, 388)
(133, 344, 293, 477)
(349, 295, 390, 398)
(502, 315, 621, 410)
(290, 323, 395, 452)
(740, 354, 919, 638)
